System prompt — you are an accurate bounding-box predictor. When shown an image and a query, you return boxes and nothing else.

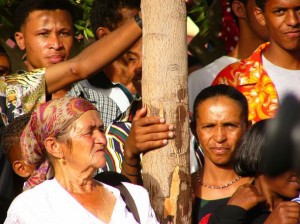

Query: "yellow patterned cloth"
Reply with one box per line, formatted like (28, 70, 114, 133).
(0, 69, 46, 127)
(212, 43, 279, 124)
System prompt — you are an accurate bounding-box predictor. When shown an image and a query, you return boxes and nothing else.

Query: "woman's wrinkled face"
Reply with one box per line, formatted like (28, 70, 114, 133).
(265, 171, 300, 199)
(62, 110, 107, 172)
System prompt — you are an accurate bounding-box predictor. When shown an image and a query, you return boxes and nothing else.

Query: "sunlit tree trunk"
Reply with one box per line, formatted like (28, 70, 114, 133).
(141, 1, 191, 223)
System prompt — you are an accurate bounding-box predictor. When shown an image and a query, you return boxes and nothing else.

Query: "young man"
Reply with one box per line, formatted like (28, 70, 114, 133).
(191, 85, 252, 223)
(0, 0, 141, 129)
(86, 0, 141, 112)
(13, 0, 126, 127)
(213, 0, 300, 124)
(188, 0, 268, 112)
(101, 39, 175, 185)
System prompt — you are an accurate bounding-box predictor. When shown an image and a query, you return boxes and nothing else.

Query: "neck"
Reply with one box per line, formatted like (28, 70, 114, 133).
(202, 161, 238, 186)
(254, 175, 284, 211)
(53, 162, 96, 193)
(103, 62, 137, 94)
(228, 23, 266, 60)
(264, 44, 300, 70)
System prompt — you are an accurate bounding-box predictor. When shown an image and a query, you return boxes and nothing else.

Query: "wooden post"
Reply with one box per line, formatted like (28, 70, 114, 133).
(141, 1, 191, 223)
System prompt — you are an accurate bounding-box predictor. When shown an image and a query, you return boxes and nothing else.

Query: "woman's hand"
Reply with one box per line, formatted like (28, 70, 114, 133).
(264, 201, 300, 224)
(227, 183, 265, 211)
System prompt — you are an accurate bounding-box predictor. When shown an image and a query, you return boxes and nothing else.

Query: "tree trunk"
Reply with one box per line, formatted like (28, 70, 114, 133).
(141, 1, 191, 223)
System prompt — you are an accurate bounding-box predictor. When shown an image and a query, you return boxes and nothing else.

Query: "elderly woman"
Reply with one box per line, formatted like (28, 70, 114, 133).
(4, 96, 159, 224)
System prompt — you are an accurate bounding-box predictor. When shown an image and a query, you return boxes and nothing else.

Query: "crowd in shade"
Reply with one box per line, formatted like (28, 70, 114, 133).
(0, 0, 300, 223)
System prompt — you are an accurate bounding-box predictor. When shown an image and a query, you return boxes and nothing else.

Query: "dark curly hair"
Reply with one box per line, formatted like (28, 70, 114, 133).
(90, 0, 140, 39)
(1, 113, 32, 163)
(14, 0, 79, 31)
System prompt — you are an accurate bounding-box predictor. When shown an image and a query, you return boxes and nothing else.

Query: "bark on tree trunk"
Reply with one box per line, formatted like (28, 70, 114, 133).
(141, 1, 191, 223)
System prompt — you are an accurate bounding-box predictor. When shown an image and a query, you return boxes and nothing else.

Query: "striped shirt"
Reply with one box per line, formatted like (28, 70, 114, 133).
(99, 98, 142, 173)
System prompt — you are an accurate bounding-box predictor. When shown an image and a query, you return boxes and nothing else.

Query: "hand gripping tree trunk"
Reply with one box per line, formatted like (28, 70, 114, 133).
(141, 1, 191, 223)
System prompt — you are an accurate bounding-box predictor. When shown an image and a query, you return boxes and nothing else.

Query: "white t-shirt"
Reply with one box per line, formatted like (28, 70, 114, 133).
(263, 55, 300, 102)
(4, 179, 159, 224)
(188, 56, 239, 112)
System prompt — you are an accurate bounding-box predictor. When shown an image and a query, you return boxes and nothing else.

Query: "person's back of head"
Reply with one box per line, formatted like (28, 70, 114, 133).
(15, 0, 76, 31)
(234, 119, 270, 177)
(192, 84, 249, 125)
(90, 0, 140, 39)
(1, 113, 35, 179)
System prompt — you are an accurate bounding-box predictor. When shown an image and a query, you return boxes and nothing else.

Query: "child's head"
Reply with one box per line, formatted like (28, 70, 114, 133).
(1, 113, 35, 179)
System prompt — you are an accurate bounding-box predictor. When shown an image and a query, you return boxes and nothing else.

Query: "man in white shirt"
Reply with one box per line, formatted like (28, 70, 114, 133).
(188, 0, 269, 112)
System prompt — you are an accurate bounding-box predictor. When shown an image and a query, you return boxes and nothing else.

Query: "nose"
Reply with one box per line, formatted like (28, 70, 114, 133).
(49, 34, 63, 50)
(212, 126, 226, 143)
(94, 129, 107, 146)
(286, 10, 300, 26)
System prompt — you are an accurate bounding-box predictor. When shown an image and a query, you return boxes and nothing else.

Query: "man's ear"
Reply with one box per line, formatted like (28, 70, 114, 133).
(44, 137, 64, 159)
(254, 6, 266, 26)
(12, 160, 35, 178)
(15, 32, 26, 50)
(96, 27, 111, 39)
(232, 0, 247, 19)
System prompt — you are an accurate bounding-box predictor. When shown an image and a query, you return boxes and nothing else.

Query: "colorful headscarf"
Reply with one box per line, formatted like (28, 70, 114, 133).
(21, 96, 97, 190)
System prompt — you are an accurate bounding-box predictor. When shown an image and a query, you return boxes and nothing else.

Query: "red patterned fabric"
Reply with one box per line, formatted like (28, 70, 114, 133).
(199, 213, 212, 224)
(21, 96, 97, 190)
(219, 0, 239, 53)
(212, 42, 279, 124)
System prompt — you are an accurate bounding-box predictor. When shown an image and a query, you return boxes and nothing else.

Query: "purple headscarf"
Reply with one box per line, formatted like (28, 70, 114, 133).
(21, 96, 98, 190)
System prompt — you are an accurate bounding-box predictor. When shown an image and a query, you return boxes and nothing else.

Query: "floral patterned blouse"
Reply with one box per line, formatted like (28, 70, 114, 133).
(0, 68, 46, 127)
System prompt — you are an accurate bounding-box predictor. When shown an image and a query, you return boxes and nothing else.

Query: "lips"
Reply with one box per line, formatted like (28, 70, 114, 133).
(211, 147, 229, 155)
(284, 30, 300, 38)
(48, 55, 65, 64)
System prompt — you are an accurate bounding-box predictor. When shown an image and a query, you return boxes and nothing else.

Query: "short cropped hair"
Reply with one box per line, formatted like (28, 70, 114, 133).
(14, 0, 78, 31)
(90, 0, 140, 38)
(1, 113, 32, 163)
(234, 119, 270, 177)
(192, 84, 249, 125)
(255, 0, 266, 11)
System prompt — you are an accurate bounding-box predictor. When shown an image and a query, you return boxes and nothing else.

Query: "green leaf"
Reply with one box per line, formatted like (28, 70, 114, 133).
(85, 28, 94, 38)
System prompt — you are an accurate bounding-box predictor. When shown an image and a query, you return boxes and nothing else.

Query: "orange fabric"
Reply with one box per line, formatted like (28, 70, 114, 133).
(212, 43, 279, 124)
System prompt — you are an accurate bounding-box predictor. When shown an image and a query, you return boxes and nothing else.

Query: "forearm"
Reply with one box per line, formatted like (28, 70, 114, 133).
(45, 16, 142, 94)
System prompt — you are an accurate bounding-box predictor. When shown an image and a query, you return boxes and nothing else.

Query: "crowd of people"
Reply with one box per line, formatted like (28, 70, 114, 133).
(0, 0, 300, 223)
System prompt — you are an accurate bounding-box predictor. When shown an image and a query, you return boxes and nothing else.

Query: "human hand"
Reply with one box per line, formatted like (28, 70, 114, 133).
(264, 201, 300, 224)
(124, 107, 175, 164)
(227, 183, 265, 211)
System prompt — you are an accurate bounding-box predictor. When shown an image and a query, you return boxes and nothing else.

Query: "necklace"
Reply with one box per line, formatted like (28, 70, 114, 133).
(99, 184, 107, 207)
(197, 170, 241, 189)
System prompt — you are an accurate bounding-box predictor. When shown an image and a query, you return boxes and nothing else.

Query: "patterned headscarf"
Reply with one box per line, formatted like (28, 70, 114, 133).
(21, 96, 97, 190)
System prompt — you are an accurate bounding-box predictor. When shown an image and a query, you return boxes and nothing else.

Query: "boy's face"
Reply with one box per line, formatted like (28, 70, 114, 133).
(15, 9, 74, 70)
(263, 0, 300, 51)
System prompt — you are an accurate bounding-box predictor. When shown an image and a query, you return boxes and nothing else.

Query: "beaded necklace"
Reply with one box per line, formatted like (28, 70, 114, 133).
(197, 170, 241, 189)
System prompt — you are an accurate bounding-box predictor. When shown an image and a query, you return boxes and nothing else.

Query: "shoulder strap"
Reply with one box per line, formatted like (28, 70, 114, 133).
(93, 171, 141, 223)
(114, 183, 141, 224)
